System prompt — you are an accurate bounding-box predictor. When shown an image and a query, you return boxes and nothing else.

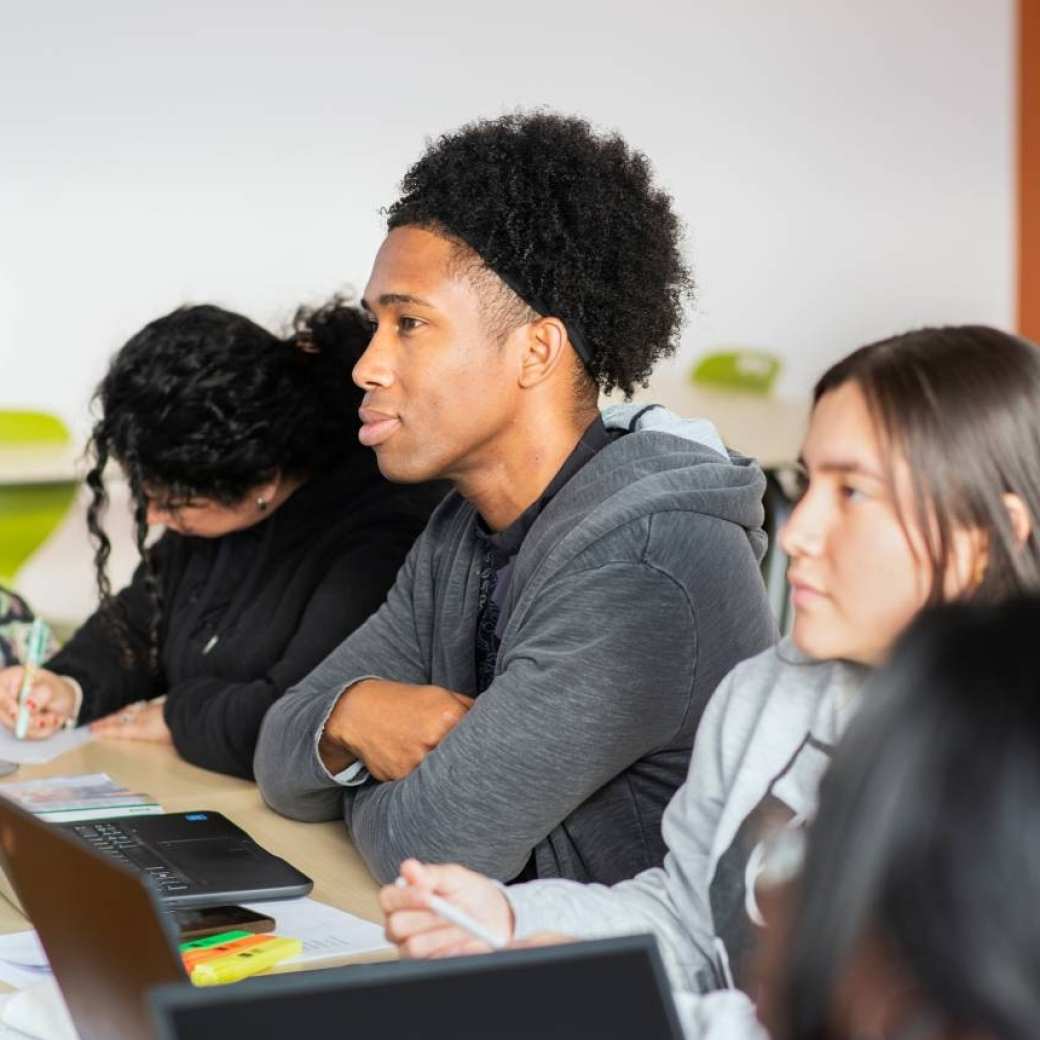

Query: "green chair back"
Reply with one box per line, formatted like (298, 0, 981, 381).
(0, 411, 70, 445)
(690, 349, 781, 394)
(0, 411, 79, 586)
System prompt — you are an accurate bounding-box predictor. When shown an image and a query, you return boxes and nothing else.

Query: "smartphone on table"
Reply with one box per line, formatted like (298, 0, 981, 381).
(172, 904, 275, 940)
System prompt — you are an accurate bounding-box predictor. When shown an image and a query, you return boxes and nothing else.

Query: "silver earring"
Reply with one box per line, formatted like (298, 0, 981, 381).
(257, 497, 269, 512)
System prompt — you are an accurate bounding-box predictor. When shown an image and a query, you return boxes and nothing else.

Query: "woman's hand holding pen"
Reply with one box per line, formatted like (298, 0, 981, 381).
(380, 858, 516, 959)
(0, 667, 77, 738)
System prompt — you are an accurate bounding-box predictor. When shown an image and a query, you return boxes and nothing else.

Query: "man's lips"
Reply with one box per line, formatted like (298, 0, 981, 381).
(358, 408, 402, 448)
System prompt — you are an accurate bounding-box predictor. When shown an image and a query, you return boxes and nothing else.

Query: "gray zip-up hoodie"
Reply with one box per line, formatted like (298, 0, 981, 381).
(254, 405, 777, 885)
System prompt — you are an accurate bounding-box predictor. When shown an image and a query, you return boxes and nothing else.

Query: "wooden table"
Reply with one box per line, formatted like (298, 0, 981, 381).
(0, 740, 392, 974)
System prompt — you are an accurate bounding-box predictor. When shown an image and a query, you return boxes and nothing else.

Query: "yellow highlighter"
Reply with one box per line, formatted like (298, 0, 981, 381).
(189, 936, 302, 987)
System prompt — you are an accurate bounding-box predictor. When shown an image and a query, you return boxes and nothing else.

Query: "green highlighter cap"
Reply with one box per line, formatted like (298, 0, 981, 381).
(179, 929, 253, 952)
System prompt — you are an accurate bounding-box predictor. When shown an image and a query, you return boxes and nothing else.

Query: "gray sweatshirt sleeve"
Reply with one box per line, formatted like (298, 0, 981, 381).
(505, 664, 745, 994)
(343, 562, 698, 883)
(254, 539, 430, 821)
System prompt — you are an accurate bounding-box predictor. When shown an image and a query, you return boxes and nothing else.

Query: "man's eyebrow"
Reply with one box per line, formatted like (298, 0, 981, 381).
(362, 293, 435, 310)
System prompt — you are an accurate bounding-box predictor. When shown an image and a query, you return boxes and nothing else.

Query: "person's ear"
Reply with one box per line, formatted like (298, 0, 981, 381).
(516, 317, 569, 390)
(946, 525, 989, 597)
(253, 474, 282, 512)
(1003, 492, 1032, 546)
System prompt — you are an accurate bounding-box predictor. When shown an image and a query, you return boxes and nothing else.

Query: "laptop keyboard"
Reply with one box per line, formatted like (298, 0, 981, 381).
(71, 821, 192, 897)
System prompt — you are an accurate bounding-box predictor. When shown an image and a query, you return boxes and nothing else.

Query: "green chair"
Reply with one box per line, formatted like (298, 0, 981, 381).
(0, 410, 79, 586)
(690, 349, 781, 394)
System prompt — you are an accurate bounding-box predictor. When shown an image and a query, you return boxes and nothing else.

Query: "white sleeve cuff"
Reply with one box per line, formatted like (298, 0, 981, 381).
(330, 760, 371, 786)
(313, 676, 382, 786)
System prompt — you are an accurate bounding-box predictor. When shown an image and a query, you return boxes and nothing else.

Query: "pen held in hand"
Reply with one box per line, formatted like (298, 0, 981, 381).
(395, 876, 506, 950)
(15, 619, 50, 741)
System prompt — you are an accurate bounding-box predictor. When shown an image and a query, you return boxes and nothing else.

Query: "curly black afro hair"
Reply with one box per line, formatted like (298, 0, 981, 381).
(386, 110, 694, 399)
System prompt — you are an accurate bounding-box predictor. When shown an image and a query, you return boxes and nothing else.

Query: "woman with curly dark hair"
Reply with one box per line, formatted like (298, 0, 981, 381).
(0, 299, 445, 778)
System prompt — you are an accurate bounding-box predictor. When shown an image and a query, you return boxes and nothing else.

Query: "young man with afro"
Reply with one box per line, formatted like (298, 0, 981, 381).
(255, 112, 776, 885)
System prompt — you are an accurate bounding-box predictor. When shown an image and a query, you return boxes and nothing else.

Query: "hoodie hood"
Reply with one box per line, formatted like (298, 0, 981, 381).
(511, 403, 768, 599)
(601, 402, 728, 458)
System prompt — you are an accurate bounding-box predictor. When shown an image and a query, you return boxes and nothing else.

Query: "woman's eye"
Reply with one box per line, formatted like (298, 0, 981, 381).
(840, 484, 868, 503)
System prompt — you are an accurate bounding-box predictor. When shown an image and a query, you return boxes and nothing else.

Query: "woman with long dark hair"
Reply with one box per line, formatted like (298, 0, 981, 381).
(379, 324, 1040, 1031)
(0, 299, 444, 778)
(767, 598, 1040, 1040)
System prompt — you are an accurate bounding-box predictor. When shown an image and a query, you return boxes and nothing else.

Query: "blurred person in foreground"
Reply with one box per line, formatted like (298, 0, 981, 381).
(759, 597, 1040, 1040)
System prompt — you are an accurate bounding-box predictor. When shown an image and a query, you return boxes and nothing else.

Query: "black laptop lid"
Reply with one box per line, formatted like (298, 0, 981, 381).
(0, 793, 185, 1040)
(150, 934, 685, 1040)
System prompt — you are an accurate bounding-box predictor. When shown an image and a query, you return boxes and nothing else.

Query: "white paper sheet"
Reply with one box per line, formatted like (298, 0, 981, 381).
(0, 727, 92, 767)
(0, 978, 79, 1040)
(241, 897, 392, 965)
(0, 931, 51, 990)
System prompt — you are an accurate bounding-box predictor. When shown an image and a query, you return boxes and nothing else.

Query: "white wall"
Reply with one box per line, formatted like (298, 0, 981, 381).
(0, 0, 1014, 432)
(0, 0, 1016, 620)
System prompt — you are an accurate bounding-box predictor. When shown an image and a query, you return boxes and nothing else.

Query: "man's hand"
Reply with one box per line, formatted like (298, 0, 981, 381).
(0, 666, 77, 739)
(320, 680, 474, 781)
(381, 858, 515, 958)
(90, 699, 173, 744)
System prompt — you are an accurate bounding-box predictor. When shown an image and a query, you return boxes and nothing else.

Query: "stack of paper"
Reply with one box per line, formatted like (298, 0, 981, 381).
(241, 898, 391, 964)
(0, 773, 162, 823)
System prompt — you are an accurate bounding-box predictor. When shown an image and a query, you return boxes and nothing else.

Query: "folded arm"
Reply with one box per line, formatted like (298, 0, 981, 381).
(255, 540, 432, 817)
(345, 563, 698, 883)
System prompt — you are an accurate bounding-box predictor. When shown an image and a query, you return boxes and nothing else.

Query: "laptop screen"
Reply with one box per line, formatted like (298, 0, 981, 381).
(152, 935, 685, 1040)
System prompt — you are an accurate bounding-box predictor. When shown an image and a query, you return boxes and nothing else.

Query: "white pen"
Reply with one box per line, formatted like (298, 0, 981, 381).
(15, 619, 49, 741)
(395, 876, 506, 950)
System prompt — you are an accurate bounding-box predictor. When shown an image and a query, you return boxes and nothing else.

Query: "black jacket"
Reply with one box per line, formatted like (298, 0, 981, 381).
(49, 464, 445, 778)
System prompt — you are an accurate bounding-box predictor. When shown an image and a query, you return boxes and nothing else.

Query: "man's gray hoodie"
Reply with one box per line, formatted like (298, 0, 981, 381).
(254, 405, 777, 885)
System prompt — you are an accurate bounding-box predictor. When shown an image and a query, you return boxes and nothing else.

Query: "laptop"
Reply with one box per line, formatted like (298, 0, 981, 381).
(150, 935, 686, 1040)
(57, 810, 312, 907)
(0, 792, 189, 1040)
